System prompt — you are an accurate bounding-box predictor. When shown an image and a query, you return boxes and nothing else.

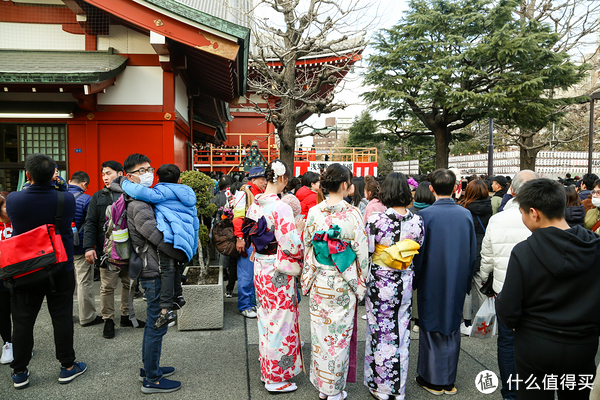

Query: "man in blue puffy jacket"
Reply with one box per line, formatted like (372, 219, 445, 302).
(67, 171, 100, 327)
(120, 163, 199, 330)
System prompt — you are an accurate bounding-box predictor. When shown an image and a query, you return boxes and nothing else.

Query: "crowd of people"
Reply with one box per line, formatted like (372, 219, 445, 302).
(1, 154, 600, 399)
(211, 164, 600, 400)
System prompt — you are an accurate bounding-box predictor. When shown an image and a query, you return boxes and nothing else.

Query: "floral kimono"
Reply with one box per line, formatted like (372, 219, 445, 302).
(244, 193, 304, 383)
(364, 208, 424, 399)
(302, 200, 368, 396)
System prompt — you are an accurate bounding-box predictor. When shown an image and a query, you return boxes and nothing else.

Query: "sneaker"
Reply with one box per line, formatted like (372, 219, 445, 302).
(412, 325, 420, 333)
(141, 377, 181, 394)
(59, 361, 87, 384)
(81, 316, 103, 327)
(225, 291, 233, 298)
(460, 322, 472, 336)
(415, 376, 444, 396)
(1, 342, 14, 364)
(154, 310, 177, 330)
(241, 309, 257, 318)
(103, 319, 115, 339)
(142, 294, 147, 301)
(173, 296, 186, 308)
(12, 369, 29, 389)
(139, 366, 175, 382)
(168, 320, 176, 328)
(121, 315, 146, 328)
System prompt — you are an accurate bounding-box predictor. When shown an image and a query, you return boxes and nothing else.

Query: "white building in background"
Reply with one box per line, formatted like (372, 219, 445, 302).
(449, 151, 600, 178)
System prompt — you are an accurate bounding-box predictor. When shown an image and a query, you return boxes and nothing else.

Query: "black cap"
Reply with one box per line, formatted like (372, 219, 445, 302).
(492, 176, 508, 188)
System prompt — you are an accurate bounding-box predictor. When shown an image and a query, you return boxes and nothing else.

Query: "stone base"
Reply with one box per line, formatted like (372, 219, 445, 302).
(177, 265, 223, 330)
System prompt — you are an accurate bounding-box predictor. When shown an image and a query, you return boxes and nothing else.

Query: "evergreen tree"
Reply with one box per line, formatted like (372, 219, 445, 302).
(363, 0, 586, 169)
(346, 111, 381, 148)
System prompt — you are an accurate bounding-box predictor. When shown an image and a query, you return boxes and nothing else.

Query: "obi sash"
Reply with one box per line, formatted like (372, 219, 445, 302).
(312, 224, 356, 273)
(372, 239, 420, 270)
(241, 216, 277, 255)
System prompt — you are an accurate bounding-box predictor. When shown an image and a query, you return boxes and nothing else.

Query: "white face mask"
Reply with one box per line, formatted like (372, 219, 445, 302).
(592, 198, 600, 208)
(138, 172, 154, 188)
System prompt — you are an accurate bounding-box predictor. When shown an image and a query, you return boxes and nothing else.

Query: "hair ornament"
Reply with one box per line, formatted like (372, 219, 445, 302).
(272, 161, 286, 183)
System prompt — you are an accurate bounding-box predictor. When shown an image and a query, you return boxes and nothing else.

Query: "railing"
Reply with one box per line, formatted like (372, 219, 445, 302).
(194, 146, 377, 171)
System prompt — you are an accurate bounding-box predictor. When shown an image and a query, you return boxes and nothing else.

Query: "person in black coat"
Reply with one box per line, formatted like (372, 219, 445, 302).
(82, 160, 144, 339)
(459, 180, 492, 332)
(6, 153, 87, 388)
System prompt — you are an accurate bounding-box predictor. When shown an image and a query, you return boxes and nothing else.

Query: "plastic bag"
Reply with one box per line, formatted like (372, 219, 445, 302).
(470, 297, 496, 339)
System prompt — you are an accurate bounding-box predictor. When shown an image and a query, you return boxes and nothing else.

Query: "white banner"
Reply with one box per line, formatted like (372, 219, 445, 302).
(308, 161, 353, 172)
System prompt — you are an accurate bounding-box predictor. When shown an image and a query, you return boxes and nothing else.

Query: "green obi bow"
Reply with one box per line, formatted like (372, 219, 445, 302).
(312, 225, 356, 273)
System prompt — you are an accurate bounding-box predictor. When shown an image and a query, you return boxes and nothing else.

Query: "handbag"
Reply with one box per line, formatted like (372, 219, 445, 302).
(0, 191, 68, 288)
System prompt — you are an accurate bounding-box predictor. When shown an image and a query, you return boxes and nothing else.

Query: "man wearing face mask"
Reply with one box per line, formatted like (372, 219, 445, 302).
(111, 154, 187, 393)
(584, 179, 600, 234)
(83, 160, 144, 339)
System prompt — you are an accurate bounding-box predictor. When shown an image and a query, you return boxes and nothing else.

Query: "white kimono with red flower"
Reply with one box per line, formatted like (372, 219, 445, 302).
(246, 193, 304, 383)
(301, 200, 369, 396)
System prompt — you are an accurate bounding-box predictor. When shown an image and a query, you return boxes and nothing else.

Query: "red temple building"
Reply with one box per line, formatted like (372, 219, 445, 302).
(193, 44, 379, 177)
(0, 0, 250, 192)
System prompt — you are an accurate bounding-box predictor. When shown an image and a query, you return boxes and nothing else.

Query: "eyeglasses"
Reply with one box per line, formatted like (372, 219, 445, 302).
(591, 190, 600, 196)
(129, 167, 154, 175)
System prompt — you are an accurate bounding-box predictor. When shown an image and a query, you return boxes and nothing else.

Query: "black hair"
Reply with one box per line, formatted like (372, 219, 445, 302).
(286, 177, 301, 193)
(264, 160, 291, 184)
(414, 181, 435, 205)
(380, 172, 413, 208)
(301, 171, 319, 188)
(156, 164, 180, 184)
(25, 153, 55, 185)
(101, 160, 124, 174)
(351, 177, 365, 207)
(584, 173, 600, 190)
(230, 181, 243, 195)
(516, 178, 566, 220)
(70, 171, 90, 184)
(593, 179, 600, 190)
(218, 175, 234, 191)
(320, 163, 352, 194)
(430, 168, 456, 196)
(123, 153, 151, 173)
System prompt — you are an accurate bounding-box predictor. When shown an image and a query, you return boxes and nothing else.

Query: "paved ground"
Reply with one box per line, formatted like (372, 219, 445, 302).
(0, 272, 597, 400)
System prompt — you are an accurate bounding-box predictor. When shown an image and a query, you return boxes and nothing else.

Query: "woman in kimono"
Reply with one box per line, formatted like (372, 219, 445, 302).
(243, 160, 304, 394)
(302, 163, 369, 400)
(363, 173, 425, 400)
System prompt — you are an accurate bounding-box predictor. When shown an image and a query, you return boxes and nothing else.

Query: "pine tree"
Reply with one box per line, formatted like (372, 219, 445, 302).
(363, 0, 586, 169)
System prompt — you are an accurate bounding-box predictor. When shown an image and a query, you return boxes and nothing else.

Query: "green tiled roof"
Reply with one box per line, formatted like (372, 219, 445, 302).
(143, 0, 249, 94)
(0, 50, 127, 84)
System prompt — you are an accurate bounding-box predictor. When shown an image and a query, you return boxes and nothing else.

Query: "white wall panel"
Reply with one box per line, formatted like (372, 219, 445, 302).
(98, 66, 163, 105)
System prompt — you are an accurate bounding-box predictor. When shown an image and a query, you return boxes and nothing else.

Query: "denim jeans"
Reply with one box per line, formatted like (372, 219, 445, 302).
(140, 278, 168, 382)
(497, 307, 516, 400)
(236, 252, 256, 312)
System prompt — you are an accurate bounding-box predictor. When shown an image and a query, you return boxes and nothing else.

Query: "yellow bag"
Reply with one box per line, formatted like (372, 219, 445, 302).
(377, 239, 420, 270)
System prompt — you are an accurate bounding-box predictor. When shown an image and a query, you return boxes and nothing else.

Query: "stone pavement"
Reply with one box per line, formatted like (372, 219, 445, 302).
(1, 279, 598, 400)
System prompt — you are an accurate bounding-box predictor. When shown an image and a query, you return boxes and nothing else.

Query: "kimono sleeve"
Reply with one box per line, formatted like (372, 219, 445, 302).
(349, 207, 368, 298)
(301, 206, 320, 294)
(273, 202, 303, 276)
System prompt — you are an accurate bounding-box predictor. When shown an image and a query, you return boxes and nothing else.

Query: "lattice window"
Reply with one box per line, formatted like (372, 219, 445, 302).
(19, 125, 67, 162)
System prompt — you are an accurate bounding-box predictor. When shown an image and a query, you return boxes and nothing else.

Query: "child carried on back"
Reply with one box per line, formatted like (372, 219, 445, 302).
(122, 164, 199, 329)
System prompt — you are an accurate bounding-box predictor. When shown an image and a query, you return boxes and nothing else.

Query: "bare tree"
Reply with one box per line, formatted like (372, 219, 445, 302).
(508, 0, 600, 169)
(241, 0, 377, 168)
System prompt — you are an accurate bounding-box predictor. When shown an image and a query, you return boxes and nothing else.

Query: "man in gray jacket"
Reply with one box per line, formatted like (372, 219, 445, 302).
(114, 153, 187, 394)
